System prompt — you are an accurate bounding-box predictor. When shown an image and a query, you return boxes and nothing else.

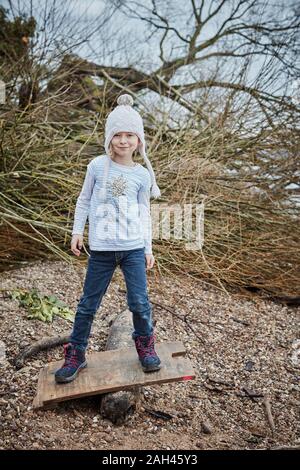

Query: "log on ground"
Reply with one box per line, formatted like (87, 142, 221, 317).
(100, 308, 142, 425)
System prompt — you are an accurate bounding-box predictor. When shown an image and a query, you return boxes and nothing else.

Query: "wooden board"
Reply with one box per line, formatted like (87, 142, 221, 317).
(33, 342, 195, 409)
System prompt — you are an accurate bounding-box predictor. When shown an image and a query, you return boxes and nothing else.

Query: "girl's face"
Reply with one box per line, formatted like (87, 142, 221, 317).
(110, 132, 139, 158)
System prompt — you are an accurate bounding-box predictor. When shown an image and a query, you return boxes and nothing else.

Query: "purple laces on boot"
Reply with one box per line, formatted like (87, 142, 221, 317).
(62, 343, 83, 370)
(135, 334, 157, 359)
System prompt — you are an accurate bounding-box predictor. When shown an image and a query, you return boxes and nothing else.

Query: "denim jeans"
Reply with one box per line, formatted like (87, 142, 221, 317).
(70, 247, 154, 350)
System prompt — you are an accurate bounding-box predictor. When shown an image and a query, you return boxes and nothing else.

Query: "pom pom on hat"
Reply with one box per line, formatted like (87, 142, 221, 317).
(104, 93, 161, 199)
(117, 94, 134, 106)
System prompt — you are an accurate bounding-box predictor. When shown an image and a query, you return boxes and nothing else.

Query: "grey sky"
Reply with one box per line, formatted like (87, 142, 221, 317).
(1, 0, 298, 120)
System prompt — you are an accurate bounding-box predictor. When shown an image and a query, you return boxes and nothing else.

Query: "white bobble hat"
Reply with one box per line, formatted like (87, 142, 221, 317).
(104, 94, 161, 199)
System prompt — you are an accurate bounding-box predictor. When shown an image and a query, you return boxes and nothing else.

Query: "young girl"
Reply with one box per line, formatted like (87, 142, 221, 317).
(55, 94, 162, 383)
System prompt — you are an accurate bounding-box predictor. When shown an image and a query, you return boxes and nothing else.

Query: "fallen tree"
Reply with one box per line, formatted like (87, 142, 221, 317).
(100, 309, 142, 425)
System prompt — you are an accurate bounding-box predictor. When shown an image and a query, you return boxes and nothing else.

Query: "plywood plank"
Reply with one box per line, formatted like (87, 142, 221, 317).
(33, 342, 195, 409)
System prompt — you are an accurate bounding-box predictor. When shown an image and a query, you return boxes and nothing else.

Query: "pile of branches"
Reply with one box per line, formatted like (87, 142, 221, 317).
(0, 85, 299, 303)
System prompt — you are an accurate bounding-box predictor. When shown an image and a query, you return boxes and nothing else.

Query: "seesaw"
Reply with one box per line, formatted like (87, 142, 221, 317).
(33, 341, 195, 409)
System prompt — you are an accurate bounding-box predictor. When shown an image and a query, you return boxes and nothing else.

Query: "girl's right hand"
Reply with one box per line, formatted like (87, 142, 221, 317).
(71, 234, 83, 256)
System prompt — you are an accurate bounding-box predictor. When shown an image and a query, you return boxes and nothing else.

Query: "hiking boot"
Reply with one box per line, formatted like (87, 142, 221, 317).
(55, 343, 87, 384)
(134, 334, 161, 372)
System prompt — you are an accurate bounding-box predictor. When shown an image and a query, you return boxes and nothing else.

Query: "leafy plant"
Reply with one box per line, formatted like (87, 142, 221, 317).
(10, 288, 75, 323)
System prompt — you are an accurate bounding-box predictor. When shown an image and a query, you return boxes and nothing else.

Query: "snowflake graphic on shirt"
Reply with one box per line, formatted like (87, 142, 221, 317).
(107, 174, 128, 198)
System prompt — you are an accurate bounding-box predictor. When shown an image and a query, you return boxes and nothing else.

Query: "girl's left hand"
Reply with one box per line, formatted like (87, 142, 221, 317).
(145, 254, 155, 270)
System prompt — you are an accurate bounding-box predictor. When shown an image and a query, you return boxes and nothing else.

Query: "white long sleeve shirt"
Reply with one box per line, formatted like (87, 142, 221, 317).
(72, 154, 153, 254)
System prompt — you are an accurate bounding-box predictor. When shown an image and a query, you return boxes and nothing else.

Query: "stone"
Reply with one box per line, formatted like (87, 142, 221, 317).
(201, 420, 214, 434)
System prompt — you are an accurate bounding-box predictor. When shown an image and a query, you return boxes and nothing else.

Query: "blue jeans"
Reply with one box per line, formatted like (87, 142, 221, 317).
(70, 247, 154, 350)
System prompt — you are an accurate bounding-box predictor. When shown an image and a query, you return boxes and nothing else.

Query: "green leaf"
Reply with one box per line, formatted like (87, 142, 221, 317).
(10, 288, 75, 324)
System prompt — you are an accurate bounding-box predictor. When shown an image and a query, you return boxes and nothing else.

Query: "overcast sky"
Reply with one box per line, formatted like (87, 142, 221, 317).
(1, 0, 298, 118)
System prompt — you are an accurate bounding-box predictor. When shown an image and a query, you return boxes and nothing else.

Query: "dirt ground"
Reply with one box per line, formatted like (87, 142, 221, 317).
(0, 258, 299, 450)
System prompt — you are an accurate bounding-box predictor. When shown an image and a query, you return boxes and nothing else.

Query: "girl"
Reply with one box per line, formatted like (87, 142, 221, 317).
(55, 94, 162, 383)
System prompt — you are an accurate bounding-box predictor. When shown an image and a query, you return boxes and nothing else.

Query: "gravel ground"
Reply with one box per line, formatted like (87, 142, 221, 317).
(0, 258, 299, 450)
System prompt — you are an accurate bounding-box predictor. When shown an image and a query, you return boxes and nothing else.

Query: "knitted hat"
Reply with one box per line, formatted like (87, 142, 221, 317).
(103, 94, 161, 199)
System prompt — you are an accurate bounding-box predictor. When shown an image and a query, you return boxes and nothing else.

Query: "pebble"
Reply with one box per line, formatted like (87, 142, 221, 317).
(201, 421, 214, 434)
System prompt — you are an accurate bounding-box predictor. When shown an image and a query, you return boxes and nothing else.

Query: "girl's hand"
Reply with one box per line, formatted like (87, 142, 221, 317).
(71, 234, 83, 256)
(145, 254, 155, 270)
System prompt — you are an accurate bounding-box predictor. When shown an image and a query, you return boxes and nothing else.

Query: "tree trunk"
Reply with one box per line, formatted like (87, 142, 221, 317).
(100, 309, 142, 425)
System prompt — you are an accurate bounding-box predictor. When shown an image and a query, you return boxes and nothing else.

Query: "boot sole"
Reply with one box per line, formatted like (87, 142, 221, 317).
(55, 361, 87, 384)
(142, 363, 161, 373)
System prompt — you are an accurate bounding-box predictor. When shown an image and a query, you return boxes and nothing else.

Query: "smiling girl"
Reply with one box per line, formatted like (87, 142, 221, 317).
(55, 94, 162, 383)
